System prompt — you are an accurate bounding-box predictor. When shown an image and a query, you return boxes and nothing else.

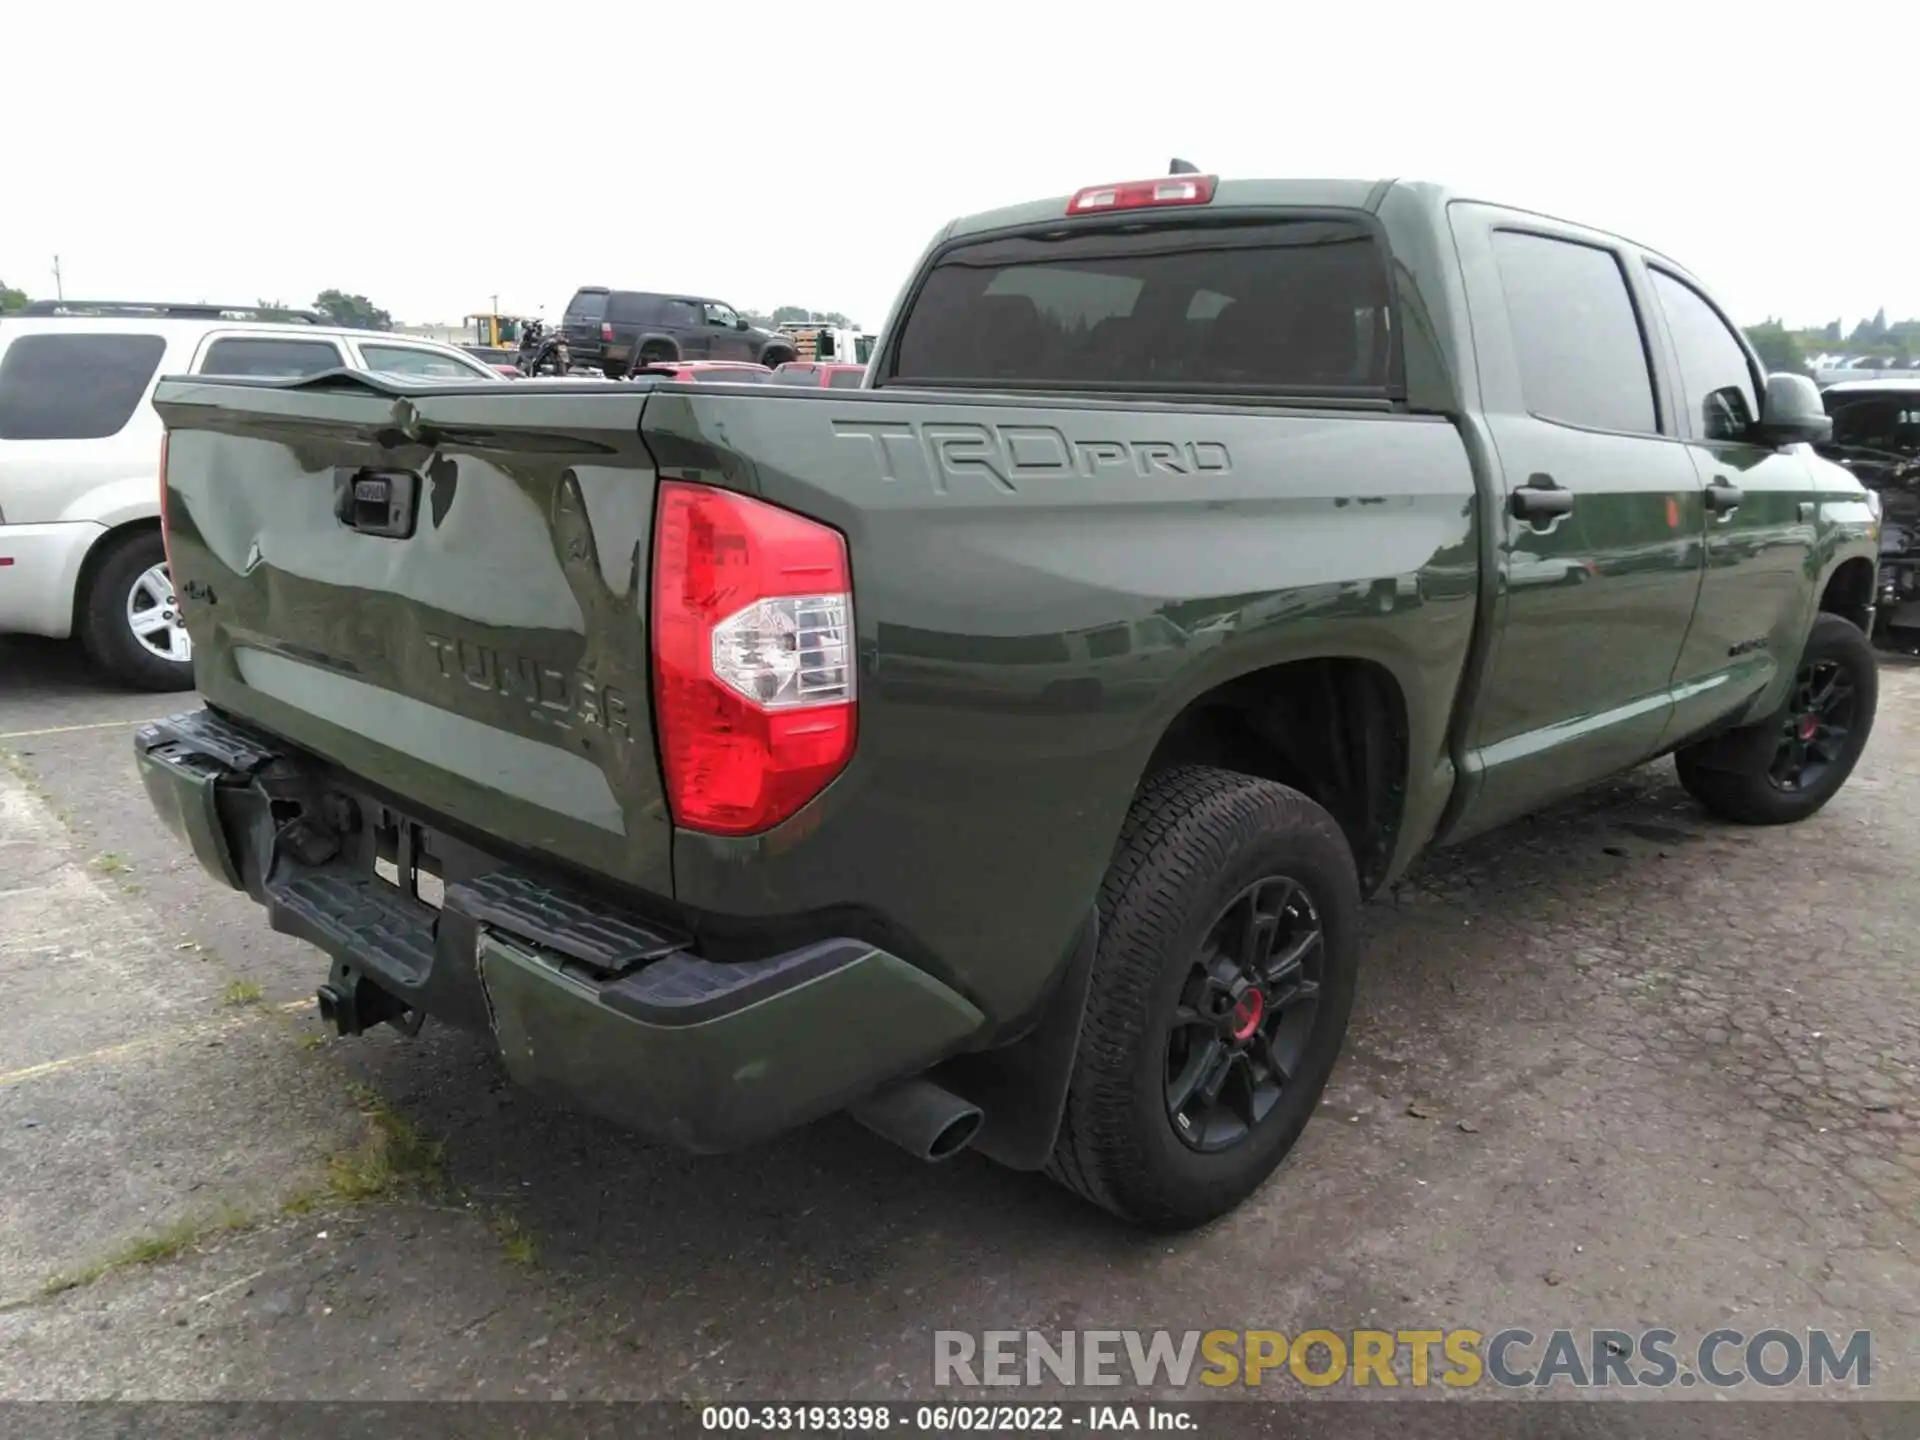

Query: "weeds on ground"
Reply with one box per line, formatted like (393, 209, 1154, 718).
(320, 1086, 447, 1202)
(92, 852, 128, 875)
(491, 1211, 538, 1267)
(39, 1206, 250, 1297)
(221, 979, 264, 1007)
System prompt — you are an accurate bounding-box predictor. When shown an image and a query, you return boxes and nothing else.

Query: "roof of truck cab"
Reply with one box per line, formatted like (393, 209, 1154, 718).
(941, 177, 1682, 269)
(944, 178, 1393, 239)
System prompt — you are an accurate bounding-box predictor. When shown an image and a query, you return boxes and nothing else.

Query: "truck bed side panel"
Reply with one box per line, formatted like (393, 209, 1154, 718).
(642, 387, 1481, 1025)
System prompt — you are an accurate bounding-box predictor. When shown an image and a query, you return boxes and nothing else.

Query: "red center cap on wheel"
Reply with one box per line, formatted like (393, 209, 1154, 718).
(1231, 990, 1265, 1042)
(1799, 714, 1819, 741)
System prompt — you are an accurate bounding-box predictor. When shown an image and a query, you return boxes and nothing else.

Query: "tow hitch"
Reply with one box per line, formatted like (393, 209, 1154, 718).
(316, 960, 425, 1038)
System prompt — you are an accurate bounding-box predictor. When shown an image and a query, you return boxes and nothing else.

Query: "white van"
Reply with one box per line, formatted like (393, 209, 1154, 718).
(0, 303, 505, 689)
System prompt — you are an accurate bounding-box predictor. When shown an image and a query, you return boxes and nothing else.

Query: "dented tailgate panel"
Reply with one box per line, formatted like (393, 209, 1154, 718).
(152, 378, 673, 896)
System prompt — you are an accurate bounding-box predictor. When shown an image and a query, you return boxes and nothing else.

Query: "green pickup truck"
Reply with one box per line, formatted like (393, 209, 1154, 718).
(137, 174, 1882, 1230)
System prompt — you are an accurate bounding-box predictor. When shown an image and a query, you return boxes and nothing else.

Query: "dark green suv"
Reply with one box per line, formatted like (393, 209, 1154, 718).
(561, 287, 796, 378)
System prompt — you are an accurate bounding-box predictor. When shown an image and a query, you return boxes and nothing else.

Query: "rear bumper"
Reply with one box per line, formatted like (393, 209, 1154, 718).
(0, 521, 103, 638)
(134, 708, 984, 1152)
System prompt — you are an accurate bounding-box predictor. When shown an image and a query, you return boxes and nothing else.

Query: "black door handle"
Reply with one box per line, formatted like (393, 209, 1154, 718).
(1704, 480, 1744, 515)
(1511, 473, 1575, 521)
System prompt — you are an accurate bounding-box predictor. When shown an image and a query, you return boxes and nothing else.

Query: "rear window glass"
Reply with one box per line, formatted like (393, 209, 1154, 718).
(199, 337, 344, 378)
(607, 293, 664, 323)
(827, 368, 866, 389)
(566, 291, 610, 319)
(890, 216, 1392, 392)
(0, 333, 166, 440)
(692, 369, 768, 384)
(769, 367, 818, 385)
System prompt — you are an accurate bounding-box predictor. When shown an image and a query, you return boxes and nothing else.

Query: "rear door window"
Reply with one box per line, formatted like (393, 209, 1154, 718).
(0, 332, 167, 439)
(607, 293, 665, 323)
(889, 216, 1393, 393)
(198, 337, 345, 378)
(826, 368, 866, 389)
(1490, 231, 1658, 435)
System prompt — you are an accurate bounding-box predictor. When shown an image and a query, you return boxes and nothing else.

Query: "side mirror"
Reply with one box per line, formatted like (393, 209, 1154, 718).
(1753, 372, 1832, 447)
(734, 317, 749, 331)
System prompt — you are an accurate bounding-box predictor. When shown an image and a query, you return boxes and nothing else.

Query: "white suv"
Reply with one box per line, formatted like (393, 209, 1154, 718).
(0, 304, 505, 690)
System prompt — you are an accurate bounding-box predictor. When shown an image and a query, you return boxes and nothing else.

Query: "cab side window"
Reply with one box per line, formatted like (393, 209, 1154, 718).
(1491, 230, 1659, 435)
(1649, 270, 1758, 443)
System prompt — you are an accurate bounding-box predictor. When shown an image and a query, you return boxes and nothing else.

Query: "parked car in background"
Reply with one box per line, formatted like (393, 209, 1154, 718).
(769, 361, 867, 389)
(0, 302, 504, 691)
(630, 360, 774, 384)
(561, 288, 797, 378)
(1820, 377, 1920, 649)
(777, 325, 877, 366)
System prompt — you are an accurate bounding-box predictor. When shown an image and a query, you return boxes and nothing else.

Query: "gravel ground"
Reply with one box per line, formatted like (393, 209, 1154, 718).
(2, 634, 1917, 1433)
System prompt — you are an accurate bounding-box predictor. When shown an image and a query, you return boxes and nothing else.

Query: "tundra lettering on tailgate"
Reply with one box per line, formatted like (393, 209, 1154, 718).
(423, 632, 633, 741)
(834, 419, 1231, 495)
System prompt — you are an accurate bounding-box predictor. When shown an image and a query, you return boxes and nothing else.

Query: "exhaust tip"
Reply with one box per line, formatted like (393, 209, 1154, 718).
(849, 1078, 984, 1164)
(926, 1109, 985, 1162)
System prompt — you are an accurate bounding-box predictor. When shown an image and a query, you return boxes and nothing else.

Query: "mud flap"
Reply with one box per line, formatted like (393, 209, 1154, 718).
(931, 909, 1099, 1171)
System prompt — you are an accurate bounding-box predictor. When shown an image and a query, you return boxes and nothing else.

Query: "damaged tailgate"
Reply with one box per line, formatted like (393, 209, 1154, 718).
(151, 372, 673, 896)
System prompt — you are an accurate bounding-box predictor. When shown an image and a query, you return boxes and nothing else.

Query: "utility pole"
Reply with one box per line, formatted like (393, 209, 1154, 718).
(491, 293, 499, 315)
(51, 255, 63, 300)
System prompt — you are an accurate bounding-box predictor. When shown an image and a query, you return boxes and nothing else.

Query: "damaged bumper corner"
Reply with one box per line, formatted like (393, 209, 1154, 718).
(134, 708, 985, 1152)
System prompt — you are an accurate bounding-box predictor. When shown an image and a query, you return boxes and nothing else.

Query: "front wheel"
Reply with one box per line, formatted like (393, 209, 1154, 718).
(1676, 613, 1879, 825)
(1047, 766, 1361, 1230)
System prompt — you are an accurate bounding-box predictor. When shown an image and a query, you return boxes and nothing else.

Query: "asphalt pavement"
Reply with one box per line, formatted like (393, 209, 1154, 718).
(2, 632, 1918, 1428)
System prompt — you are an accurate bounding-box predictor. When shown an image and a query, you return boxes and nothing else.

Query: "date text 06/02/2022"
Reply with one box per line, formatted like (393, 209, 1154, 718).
(699, 1403, 1193, 1432)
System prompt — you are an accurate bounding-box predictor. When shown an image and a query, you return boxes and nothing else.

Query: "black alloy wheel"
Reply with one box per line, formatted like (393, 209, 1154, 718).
(1768, 657, 1858, 793)
(1165, 876, 1323, 1153)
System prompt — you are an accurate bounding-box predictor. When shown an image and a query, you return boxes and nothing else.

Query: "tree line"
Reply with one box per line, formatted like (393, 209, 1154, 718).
(1745, 311, 1920, 375)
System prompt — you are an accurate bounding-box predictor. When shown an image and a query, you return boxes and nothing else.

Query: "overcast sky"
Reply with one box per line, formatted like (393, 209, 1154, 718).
(5, 3, 1911, 335)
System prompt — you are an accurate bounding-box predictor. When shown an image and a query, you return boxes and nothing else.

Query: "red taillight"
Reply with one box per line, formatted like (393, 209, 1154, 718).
(1066, 174, 1217, 215)
(651, 480, 856, 836)
(158, 432, 172, 564)
(601, 322, 615, 342)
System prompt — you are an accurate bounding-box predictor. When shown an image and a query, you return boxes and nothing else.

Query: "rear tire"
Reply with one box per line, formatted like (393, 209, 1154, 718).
(1047, 766, 1360, 1231)
(1676, 614, 1878, 825)
(77, 529, 194, 692)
